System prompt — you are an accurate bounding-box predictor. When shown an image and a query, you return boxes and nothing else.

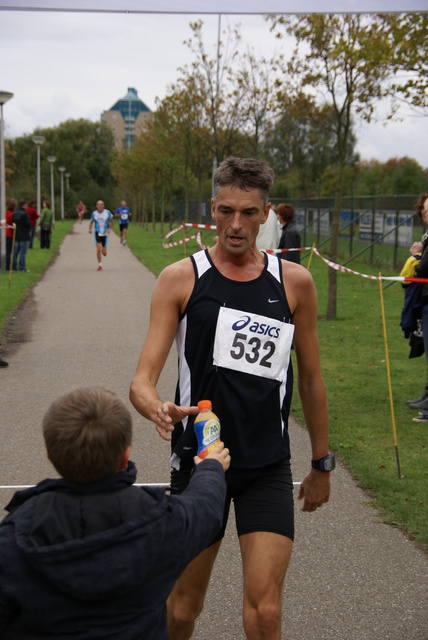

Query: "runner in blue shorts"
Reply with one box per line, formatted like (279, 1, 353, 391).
(88, 200, 114, 271)
(115, 199, 132, 246)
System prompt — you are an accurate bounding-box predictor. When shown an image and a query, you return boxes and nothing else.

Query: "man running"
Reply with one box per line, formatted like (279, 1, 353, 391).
(88, 201, 113, 271)
(130, 156, 333, 639)
(115, 200, 132, 246)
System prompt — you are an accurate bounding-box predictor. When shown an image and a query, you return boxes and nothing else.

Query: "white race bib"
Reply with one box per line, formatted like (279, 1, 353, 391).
(213, 307, 294, 381)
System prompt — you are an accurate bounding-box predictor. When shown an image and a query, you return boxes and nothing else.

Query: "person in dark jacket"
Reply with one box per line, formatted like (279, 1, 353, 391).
(408, 193, 428, 420)
(11, 199, 31, 272)
(277, 203, 301, 264)
(39, 200, 53, 249)
(0, 386, 230, 640)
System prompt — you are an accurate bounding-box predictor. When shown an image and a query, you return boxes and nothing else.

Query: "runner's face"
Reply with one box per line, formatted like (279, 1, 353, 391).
(96, 201, 104, 212)
(211, 186, 269, 256)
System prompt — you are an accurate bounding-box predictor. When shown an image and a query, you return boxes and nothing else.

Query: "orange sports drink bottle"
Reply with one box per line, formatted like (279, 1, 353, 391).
(194, 400, 221, 459)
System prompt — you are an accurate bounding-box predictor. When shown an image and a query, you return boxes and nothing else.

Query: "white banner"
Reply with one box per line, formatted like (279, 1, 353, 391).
(0, 0, 425, 12)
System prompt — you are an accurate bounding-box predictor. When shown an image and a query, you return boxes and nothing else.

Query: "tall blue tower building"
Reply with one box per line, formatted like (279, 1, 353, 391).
(102, 87, 153, 150)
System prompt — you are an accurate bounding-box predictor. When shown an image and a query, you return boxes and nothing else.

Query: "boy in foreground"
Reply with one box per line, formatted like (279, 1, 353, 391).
(0, 387, 230, 640)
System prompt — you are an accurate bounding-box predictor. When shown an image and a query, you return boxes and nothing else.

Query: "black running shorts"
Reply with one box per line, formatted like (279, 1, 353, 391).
(95, 232, 107, 246)
(171, 457, 295, 543)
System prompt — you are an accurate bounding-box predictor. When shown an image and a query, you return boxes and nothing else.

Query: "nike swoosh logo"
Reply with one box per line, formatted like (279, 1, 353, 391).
(268, 299, 279, 303)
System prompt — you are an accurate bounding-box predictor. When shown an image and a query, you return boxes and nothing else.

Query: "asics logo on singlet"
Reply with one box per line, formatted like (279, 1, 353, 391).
(232, 316, 252, 330)
(231, 315, 281, 339)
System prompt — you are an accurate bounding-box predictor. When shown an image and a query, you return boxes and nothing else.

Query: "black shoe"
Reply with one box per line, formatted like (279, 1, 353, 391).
(406, 394, 428, 409)
(0, 357, 9, 367)
(412, 410, 428, 422)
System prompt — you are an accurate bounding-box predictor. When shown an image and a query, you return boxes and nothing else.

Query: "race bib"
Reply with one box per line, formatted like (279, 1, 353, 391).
(213, 307, 294, 381)
(121, 213, 128, 220)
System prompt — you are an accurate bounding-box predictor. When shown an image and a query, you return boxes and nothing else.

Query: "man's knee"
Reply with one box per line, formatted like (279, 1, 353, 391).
(243, 600, 281, 638)
(168, 587, 205, 626)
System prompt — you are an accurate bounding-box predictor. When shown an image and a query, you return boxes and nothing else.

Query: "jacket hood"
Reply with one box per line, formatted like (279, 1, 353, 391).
(6, 462, 171, 602)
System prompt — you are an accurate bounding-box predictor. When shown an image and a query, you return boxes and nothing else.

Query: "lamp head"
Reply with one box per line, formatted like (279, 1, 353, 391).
(0, 91, 13, 106)
(32, 135, 45, 146)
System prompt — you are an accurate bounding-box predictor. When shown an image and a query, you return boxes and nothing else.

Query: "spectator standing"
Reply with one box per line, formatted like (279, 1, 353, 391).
(406, 192, 428, 417)
(0, 386, 230, 639)
(39, 200, 53, 249)
(255, 204, 279, 251)
(115, 200, 132, 246)
(278, 203, 302, 264)
(5, 198, 17, 271)
(12, 200, 31, 272)
(26, 199, 39, 249)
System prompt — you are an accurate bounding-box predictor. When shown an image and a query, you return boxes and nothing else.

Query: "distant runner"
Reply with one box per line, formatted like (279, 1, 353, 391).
(115, 200, 132, 246)
(77, 201, 86, 224)
(88, 200, 113, 271)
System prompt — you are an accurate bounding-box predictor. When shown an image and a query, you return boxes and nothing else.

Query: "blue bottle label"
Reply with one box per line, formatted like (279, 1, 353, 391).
(194, 416, 220, 459)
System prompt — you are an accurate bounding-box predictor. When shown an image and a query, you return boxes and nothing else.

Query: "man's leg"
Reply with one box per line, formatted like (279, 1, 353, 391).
(12, 241, 19, 270)
(167, 540, 221, 640)
(96, 243, 102, 264)
(239, 531, 293, 640)
(19, 241, 29, 270)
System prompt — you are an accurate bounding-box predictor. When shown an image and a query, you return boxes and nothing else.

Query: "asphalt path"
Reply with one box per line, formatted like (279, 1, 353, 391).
(1, 222, 427, 639)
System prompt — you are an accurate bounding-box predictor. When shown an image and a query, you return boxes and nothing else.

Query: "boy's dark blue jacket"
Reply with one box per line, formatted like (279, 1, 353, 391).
(0, 460, 226, 639)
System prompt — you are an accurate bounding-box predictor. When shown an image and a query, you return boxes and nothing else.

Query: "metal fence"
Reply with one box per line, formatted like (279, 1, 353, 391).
(172, 194, 422, 269)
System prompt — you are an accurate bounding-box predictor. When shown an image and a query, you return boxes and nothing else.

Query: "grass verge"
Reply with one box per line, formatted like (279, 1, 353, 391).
(0, 221, 74, 331)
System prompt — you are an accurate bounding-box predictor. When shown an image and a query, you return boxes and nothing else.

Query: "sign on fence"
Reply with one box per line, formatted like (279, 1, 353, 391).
(384, 211, 413, 247)
(359, 211, 384, 242)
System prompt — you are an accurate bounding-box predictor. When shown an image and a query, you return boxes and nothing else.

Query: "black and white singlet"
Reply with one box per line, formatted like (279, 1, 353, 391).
(171, 249, 294, 470)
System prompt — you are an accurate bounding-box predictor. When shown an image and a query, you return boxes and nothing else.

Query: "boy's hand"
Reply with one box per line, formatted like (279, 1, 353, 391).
(194, 442, 231, 472)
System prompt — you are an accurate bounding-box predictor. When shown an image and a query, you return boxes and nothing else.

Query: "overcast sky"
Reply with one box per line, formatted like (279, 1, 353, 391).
(0, 9, 426, 169)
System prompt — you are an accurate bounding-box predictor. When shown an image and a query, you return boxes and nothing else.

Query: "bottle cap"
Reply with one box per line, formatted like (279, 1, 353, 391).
(197, 399, 212, 411)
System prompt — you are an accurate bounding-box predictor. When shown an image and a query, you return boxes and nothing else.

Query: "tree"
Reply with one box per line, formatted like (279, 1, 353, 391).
(264, 104, 358, 197)
(385, 13, 428, 111)
(6, 119, 116, 213)
(183, 19, 244, 166)
(234, 48, 282, 158)
(268, 13, 411, 319)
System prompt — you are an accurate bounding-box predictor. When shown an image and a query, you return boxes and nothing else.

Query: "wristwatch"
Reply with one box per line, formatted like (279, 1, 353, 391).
(311, 453, 336, 472)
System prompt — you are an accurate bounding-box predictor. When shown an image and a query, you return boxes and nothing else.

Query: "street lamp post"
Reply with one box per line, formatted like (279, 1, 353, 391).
(65, 172, 70, 192)
(58, 166, 66, 222)
(0, 90, 13, 274)
(31, 135, 45, 224)
(47, 156, 56, 228)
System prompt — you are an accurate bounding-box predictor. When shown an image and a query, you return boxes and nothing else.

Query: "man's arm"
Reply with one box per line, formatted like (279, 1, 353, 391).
(129, 259, 198, 440)
(283, 262, 331, 512)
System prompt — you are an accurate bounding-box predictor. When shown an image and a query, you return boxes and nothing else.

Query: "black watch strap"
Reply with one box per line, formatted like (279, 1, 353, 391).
(311, 453, 335, 472)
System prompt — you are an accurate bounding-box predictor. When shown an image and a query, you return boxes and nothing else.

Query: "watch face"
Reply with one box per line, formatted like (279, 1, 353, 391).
(323, 455, 335, 471)
(312, 454, 336, 471)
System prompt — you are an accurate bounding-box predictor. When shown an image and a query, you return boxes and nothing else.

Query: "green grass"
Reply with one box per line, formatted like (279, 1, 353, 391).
(120, 222, 428, 549)
(0, 221, 74, 330)
(1, 221, 426, 548)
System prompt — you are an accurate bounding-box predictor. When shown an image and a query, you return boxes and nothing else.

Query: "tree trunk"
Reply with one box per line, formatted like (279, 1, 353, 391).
(160, 184, 165, 238)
